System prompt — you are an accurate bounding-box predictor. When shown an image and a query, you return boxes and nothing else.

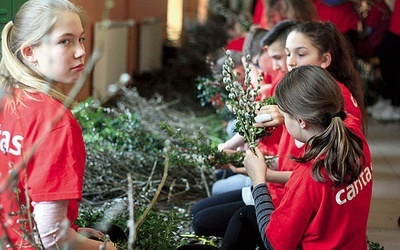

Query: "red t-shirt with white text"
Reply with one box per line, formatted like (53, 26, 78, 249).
(270, 81, 362, 207)
(266, 114, 372, 249)
(0, 89, 86, 248)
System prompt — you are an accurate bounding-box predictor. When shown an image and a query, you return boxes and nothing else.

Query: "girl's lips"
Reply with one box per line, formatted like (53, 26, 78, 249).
(72, 64, 85, 71)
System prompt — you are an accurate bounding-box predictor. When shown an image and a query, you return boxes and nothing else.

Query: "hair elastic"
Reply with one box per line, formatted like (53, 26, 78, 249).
(330, 111, 347, 120)
(322, 110, 346, 125)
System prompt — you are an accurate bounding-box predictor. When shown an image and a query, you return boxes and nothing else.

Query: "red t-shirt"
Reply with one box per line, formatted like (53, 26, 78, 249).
(226, 36, 246, 52)
(0, 89, 86, 248)
(270, 81, 363, 207)
(257, 71, 286, 157)
(252, 0, 264, 24)
(266, 114, 372, 249)
(313, 0, 359, 33)
(259, 1, 286, 30)
(356, 0, 391, 59)
(389, 0, 400, 35)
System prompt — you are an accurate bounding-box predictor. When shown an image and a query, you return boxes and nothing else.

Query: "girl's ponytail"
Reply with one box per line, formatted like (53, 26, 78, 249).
(301, 112, 364, 187)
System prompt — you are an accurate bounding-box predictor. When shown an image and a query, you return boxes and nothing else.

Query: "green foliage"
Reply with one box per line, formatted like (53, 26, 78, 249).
(73, 98, 164, 153)
(195, 58, 235, 122)
(160, 122, 244, 169)
(368, 240, 384, 250)
(249, 96, 278, 139)
(71, 88, 242, 248)
(76, 204, 190, 250)
(134, 207, 183, 250)
(196, 75, 224, 108)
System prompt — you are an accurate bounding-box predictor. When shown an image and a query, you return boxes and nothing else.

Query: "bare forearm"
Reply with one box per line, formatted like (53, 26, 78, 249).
(266, 170, 292, 184)
(33, 201, 117, 250)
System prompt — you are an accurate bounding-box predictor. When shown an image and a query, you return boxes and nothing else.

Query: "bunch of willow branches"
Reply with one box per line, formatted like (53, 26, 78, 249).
(222, 50, 265, 153)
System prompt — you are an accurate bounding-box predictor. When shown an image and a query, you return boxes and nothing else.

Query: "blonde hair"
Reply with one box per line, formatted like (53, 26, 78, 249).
(0, 0, 86, 105)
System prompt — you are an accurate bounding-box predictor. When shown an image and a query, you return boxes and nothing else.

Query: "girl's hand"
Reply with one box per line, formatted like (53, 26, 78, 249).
(244, 147, 267, 186)
(76, 227, 118, 250)
(228, 163, 248, 175)
(254, 105, 284, 128)
(78, 227, 106, 241)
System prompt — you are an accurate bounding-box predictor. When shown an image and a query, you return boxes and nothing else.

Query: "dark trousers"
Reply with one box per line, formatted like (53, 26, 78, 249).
(221, 205, 267, 250)
(191, 190, 244, 237)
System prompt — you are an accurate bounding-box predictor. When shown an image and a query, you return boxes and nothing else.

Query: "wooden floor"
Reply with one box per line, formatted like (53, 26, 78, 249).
(366, 118, 400, 249)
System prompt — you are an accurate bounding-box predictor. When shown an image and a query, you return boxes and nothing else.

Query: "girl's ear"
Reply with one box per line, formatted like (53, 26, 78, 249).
(298, 117, 307, 129)
(320, 52, 332, 69)
(20, 43, 36, 64)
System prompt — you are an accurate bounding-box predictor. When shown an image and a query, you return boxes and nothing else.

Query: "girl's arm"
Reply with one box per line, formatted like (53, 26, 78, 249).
(33, 201, 117, 250)
(218, 133, 246, 151)
(252, 183, 275, 250)
(266, 169, 292, 184)
(228, 164, 292, 183)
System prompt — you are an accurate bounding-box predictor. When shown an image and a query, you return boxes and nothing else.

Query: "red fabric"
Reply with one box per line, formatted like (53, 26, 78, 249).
(259, 1, 286, 30)
(337, 81, 362, 123)
(0, 89, 86, 248)
(226, 36, 245, 52)
(258, 125, 283, 156)
(313, 0, 359, 33)
(252, 0, 264, 24)
(257, 71, 285, 156)
(364, 1, 387, 27)
(389, 0, 400, 35)
(266, 114, 372, 249)
(267, 125, 303, 207)
(270, 81, 363, 207)
(256, 69, 285, 102)
(356, 1, 391, 59)
(269, 71, 285, 97)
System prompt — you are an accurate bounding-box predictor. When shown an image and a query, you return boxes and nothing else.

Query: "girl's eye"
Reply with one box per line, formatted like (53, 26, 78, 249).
(79, 37, 86, 43)
(60, 39, 70, 45)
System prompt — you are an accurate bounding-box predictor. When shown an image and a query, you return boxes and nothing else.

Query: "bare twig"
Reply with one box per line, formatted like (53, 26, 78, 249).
(134, 140, 171, 230)
(200, 165, 211, 197)
(127, 173, 135, 250)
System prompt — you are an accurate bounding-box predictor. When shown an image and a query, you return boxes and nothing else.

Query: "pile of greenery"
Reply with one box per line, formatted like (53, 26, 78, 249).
(72, 87, 238, 249)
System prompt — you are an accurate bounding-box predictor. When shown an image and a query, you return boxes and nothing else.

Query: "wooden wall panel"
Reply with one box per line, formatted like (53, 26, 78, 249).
(66, 0, 168, 101)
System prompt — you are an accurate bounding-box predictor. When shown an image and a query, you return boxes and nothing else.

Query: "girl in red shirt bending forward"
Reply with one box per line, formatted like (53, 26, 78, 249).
(243, 65, 373, 250)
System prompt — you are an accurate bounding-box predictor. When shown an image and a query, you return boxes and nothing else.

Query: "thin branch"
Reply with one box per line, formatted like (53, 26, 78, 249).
(134, 140, 171, 230)
(127, 173, 135, 250)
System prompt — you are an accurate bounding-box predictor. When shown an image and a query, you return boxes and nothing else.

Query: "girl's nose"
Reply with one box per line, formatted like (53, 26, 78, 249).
(75, 44, 86, 59)
(286, 55, 296, 69)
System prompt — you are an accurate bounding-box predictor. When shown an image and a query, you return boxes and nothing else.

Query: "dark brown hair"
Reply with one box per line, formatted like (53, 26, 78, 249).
(289, 21, 367, 131)
(276, 65, 365, 187)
